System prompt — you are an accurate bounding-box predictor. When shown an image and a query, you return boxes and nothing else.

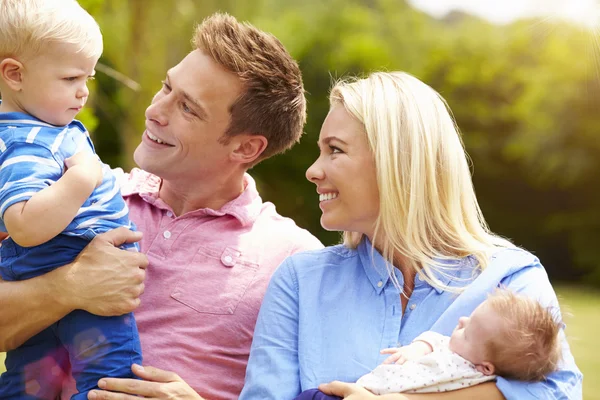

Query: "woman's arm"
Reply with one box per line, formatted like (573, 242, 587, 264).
(0, 228, 147, 351)
(319, 381, 503, 400)
(239, 258, 302, 400)
(494, 266, 583, 399)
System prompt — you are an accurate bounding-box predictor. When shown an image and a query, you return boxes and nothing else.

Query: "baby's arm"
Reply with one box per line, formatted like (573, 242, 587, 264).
(380, 331, 447, 365)
(3, 151, 103, 247)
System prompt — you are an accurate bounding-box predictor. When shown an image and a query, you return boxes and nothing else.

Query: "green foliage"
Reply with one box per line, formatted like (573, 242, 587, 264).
(81, 1, 600, 285)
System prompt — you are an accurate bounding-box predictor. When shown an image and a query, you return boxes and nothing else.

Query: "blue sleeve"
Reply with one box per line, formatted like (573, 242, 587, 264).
(495, 266, 583, 400)
(0, 142, 62, 219)
(240, 257, 302, 400)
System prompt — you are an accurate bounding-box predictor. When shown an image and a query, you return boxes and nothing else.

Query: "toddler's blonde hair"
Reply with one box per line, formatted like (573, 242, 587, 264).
(0, 0, 102, 60)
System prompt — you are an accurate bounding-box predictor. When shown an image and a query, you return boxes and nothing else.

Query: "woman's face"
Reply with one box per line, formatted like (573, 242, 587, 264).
(306, 105, 380, 236)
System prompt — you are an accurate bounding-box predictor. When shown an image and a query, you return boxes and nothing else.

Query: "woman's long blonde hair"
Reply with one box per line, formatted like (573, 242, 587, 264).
(331, 71, 512, 291)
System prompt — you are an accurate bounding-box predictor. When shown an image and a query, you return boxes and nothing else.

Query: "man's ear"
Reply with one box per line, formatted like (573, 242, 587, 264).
(0, 58, 24, 91)
(230, 134, 268, 165)
(476, 361, 496, 376)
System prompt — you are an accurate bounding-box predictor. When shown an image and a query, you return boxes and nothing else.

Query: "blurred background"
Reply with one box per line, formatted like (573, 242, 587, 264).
(3, 0, 600, 397)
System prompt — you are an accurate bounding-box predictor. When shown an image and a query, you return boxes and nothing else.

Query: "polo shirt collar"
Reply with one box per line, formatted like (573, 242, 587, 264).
(123, 169, 262, 226)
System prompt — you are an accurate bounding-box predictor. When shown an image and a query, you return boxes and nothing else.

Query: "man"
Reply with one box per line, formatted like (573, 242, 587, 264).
(0, 13, 322, 399)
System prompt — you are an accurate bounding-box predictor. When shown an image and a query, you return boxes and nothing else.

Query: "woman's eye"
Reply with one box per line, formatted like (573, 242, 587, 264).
(64, 77, 77, 82)
(161, 81, 171, 92)
(330, 146, 342, 154)
(182, 103, 192, 113)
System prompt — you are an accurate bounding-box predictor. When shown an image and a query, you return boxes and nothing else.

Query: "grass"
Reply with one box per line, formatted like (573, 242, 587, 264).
(0, 286, 598, 399)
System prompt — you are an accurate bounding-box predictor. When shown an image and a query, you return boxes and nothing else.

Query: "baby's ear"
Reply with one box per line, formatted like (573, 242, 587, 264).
(0, 58, 24, 91)
(476, 361, 496, 376)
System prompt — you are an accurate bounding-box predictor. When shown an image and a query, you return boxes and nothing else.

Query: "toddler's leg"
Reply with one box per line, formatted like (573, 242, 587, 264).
(57, 309, 142, 399)
(293, 389, 343, 400)
(0, 324, 69, 399)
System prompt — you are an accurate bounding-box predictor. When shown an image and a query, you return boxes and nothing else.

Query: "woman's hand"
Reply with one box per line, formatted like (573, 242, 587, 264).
(318, 381, 409, 399)
(88, 364, 204, 399)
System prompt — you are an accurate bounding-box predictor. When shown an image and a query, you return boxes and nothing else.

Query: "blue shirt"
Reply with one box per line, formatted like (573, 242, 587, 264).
(0, 112, 136, 241)
(240, 239, 582, 400)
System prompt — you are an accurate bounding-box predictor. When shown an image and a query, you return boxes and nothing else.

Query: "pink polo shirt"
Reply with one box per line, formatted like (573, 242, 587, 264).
(62, 168, 322, 399)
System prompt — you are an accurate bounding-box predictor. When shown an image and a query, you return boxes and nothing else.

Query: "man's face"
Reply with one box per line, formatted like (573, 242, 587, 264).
(134, 49, 243, 182)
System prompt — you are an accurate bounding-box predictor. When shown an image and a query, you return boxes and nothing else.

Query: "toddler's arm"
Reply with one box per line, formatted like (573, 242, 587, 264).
(3, 151, 103, 247)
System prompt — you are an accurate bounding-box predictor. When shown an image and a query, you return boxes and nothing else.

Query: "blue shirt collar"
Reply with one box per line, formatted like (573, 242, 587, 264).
(357, 237, 472, 294)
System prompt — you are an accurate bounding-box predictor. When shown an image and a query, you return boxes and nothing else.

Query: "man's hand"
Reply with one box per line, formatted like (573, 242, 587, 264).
(65, 151, 104, 188)
(319, 381, 409, 399)
(87, 364, 205, 399)
(57, 227, 148, 316)
(380, 341, 433, 365)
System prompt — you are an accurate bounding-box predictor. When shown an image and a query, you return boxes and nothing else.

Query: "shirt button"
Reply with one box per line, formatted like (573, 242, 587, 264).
(166, 211, 174, 218)
(410, 303, 417, 310)
(163, 230, 172, 239)
(377, 281, 383, 288)
(417, 274, 424, 282)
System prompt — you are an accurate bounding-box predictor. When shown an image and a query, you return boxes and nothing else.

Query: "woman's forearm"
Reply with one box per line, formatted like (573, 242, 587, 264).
(0, 266, 74, 351)
(402, 382, 504, 400)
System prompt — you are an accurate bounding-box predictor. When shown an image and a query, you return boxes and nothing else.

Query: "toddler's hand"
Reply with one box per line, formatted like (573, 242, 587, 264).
(380, 340, 433, 365)
(65, 151, 103, 188)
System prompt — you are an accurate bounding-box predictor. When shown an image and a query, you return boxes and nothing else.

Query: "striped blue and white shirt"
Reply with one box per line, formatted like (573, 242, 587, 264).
(0, 111, 136, 242)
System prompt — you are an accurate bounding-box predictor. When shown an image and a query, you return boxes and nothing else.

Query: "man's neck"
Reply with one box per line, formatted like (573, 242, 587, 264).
(158, 169, 247, 216)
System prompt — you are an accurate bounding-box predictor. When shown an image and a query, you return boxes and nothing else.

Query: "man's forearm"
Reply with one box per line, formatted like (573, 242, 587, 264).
(0, 267, 73, 351)
(401, 382, 505, 400)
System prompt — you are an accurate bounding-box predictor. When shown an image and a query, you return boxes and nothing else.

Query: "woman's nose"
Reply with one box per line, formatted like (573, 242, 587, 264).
(306, 158, 324, 183)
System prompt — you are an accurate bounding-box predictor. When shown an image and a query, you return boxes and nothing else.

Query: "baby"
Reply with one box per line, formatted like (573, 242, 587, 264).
(0, 1, 141, 398)
(296, 289, 562, 399)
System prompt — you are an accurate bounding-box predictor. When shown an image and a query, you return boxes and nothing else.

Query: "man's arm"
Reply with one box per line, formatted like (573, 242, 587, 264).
(87, 365, 204, 400)
(3, 151, 103, 247)
(0, 228, 147, 352)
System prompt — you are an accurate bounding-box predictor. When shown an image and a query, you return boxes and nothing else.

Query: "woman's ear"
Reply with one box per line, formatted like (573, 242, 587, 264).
(476, 361, 496, 376)
(0, 58, 24, 91)
(230, 134, 268, 165)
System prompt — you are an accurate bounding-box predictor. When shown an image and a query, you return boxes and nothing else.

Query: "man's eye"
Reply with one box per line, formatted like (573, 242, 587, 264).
(161, 80, 171, 92)
(182, 102, 192, 113)
(64, 77, 77, 82)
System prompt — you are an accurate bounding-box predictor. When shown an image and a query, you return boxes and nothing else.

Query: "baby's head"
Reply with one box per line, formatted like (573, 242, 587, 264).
(449, 289, 562, 381)
(0, 0, 102, 126)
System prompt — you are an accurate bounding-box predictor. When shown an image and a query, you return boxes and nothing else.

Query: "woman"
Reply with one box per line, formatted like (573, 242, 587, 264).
(239, 72, 581, 399)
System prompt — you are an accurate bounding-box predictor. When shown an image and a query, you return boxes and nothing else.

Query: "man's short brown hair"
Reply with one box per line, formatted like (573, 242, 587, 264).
(193, 13, 306, 163)
(485, 289, 562, 381)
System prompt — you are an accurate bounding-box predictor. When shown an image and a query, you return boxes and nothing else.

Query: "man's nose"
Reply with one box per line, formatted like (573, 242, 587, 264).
(145, 93, 169, 126)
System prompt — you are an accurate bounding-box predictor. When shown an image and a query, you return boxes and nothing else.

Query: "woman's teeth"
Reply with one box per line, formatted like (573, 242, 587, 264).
(319, 193, 338, 202)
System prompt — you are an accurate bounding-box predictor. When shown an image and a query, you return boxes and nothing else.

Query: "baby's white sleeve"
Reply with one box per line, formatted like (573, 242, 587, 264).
(412, 331, 449, 352)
